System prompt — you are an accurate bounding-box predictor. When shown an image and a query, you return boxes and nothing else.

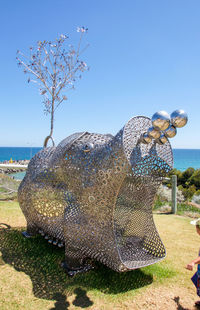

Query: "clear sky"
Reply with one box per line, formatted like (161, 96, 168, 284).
(0, 0, 200, 148)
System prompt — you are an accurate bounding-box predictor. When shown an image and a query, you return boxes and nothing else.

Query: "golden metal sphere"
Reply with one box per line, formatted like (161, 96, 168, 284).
(152, 111, 170, 131)
(170, 110, 188, 128)
(147, 127, 161, 139)
(141, 132, 152, 144)
(156, 133, 168, 145)
(164, 125, 177, 138)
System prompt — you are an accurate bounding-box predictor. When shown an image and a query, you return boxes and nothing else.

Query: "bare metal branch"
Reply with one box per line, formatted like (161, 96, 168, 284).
(17, 29, 88, 147)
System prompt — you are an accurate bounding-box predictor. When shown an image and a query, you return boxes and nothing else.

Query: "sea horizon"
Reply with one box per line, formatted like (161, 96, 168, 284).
(0, 146, 200, 172)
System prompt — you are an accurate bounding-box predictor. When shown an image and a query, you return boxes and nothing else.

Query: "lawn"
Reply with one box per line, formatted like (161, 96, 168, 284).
(0, 173, 20, 200)
(0, 200, 199, 310)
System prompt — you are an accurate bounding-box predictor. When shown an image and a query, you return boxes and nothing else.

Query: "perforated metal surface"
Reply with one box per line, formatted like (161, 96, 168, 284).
(18, 116, 173, 272)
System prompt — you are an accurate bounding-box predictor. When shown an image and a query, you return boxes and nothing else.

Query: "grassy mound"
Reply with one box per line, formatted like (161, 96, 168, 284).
(0, 173, 20, 200)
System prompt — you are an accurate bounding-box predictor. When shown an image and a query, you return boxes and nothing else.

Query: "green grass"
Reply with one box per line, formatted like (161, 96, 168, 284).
(154, 197, 200, 216)
(177, 203, 200, 214)
(0, 173, 20, 200)
(0, 226, 175, 298)
(153, 198, 167, 210)
(0, 201, 26, 227)
(0, 201, 198, 309)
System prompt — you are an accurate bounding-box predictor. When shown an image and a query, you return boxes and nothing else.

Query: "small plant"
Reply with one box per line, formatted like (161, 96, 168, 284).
(177, 202, 200, 214)
(153, 198, 166, 210)
(17, 27, 89, 147)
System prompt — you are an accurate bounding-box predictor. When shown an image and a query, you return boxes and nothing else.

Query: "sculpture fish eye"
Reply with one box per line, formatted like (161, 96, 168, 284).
(82, 142, 94, 153)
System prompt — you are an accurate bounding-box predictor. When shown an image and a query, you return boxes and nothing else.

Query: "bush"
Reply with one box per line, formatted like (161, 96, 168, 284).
(181, 168, 195, 185)
(164, 168, 200, 202)
(179, 184, 197, 200)
(189, 169, 200, 188)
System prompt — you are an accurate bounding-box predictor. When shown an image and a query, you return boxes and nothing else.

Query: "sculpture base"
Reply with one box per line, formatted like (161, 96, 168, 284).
(61, 261, 94, 277)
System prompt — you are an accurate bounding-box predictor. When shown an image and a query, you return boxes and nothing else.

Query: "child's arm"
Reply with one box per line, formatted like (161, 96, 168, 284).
(186, 257, 200, 271)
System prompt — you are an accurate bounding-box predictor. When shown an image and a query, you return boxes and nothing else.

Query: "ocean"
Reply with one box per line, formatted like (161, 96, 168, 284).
(0, 147, 199, 179)
(0, 147, 42, 162)
(173, 149, 200, 171)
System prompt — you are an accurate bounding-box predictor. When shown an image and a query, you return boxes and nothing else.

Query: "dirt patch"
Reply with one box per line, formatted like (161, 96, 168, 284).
(65, 285, 199, 309)
(122, 285, 198, 310)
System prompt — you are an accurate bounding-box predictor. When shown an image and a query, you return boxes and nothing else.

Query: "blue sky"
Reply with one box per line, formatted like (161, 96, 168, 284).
(0, 0, 200, 148)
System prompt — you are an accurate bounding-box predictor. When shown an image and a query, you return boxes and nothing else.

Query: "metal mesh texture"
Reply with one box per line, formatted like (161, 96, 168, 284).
(18, 116, 173, 272)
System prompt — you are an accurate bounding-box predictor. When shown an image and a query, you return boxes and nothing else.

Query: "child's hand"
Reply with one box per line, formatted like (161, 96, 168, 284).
(186, 262, 195, 270)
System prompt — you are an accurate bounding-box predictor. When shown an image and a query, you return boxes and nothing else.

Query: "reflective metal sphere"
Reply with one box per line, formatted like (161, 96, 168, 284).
(141, 132, 152, 144)
(156, 133, 168, 145)
(164, 125, 177, 138)
(152, 111, 170, 131)
(147, 127, 161, 139)
(170, 110, 188, 128)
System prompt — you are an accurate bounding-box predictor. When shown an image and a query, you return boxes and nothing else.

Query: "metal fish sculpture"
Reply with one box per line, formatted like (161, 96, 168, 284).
(18, 110, 188, 276)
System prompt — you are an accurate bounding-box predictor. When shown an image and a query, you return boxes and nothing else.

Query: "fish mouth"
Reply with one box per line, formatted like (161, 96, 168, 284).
(113, 155, 167, 270)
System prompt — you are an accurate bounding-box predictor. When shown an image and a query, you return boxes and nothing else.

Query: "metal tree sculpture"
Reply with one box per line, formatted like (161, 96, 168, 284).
(16, 27, 89, 147)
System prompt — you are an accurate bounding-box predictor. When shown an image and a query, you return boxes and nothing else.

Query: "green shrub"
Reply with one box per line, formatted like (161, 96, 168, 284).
(189, 169, 200, 188)
(180, 185, 196, 200)
(164, 168, 200, 202)
(181, 167, 195, 185)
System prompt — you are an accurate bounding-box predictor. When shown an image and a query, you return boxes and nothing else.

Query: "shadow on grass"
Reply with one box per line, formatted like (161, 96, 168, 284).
(154, 212, 173, 215)
(173, 296, 190, 310)
(0, 226, 174, 308)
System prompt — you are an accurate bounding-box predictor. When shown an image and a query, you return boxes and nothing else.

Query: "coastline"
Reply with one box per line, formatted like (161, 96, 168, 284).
(0, 148, 199, 177)
(0, 159, 29, 165)
(0, 160, 29, 175)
